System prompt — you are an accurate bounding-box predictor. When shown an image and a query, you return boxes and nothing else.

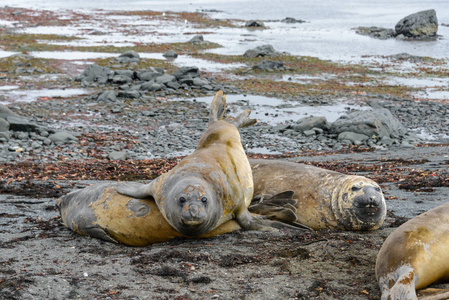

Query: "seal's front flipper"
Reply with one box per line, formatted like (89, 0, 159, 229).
(116, 182, 154, 199)
(209, 90, 226, 125)
(237, 210, 311, 232)
(230, 109, 257, 129)
(249, 191, 297, 223)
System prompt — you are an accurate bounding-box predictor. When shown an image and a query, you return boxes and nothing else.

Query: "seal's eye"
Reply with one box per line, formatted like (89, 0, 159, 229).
(201, 197, 207, 203)
(375, 187, 381, 192)
(179, 197, 187, 204)
(351, 186, 361, 192)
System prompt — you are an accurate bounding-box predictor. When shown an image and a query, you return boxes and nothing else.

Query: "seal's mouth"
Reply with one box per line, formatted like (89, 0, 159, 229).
(181, 219, 205, 226)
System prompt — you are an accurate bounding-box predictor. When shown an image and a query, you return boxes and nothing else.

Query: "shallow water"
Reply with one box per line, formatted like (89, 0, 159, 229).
(2, 0, 448, 62)
(172, 94, 367, 125)
(0, 88, 91, 104)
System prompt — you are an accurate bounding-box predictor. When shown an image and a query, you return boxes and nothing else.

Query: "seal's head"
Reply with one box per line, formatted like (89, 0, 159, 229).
(165, 178, 221, 236)
(333, 176, 386, 231)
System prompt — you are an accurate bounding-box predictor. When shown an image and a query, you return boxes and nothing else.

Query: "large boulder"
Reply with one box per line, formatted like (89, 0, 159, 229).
(0, 103, 20, 120)
(243, 45, 281, 58)
(292, 116, 329, 132)
(0, 118, 9, 132)
(395, 9, 438, 38)
(77, 64, 112, 84)
(331, 108, 407, 139)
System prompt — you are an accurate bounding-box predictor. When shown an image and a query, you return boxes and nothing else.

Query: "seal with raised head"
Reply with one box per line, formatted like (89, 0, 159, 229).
(117, 91, 302, 237)
(248, 159, 386, 231)
(375, 202, 449, 300)
(58, 183, 241, 246)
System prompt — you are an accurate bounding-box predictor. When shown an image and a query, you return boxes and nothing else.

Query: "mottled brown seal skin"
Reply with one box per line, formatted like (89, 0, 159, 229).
(117, 91, 300, 236)
(58, 183, 241, 246)
(375, 202, 449, 300)
(249, 159, 386, 231)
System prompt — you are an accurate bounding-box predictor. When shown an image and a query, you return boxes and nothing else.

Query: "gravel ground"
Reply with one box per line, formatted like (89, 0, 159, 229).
(1, 6, 449, 300)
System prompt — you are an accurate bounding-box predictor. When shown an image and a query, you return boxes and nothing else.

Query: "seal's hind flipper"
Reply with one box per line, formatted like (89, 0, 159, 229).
(58, 183, 120, 243)
(116, 182, 154, 199)
(230, 109, 257, 128)
(209, 90, 227, 125)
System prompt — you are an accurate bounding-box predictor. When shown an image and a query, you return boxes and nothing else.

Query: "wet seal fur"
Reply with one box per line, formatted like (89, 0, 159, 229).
(117, 91, 304, 236)
(375, 202, 449, 300)
(58, 183, 241, 246)
(249, 159, 386, 230)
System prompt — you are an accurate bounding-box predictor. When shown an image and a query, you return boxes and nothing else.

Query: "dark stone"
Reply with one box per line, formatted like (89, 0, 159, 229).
(245, 20, 265, 27)
(281, 17, 305, 24)
(189, 35, 204, 44)
(0, 118, 9, 132)
(292, 116, 328, 132)
(137, 71, 162, 81)
(253, 60, 284, 71)
(6, 116, 38, 132)
(395, 9, 438, 38)
(163, 50, 178, 58)
(243, 44, 280, 58)
(118, 90, 141, 98)
(331, 108, 407, 139)
(77, 64, 112, 83)
(174, 66, 200, 79)
(96, 90, 117, 103)
(355, 26, 396, 40)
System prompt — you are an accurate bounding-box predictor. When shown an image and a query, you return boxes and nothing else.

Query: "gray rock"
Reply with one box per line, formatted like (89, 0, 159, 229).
(355, 26, 396, 39)
(245, 20, 265, 27)
(96, 90, 117, 103)
(337, 132, 370, 145)
(77, 64, 112, 83)
(395, 9, 438, 38)
(155, 74, 176, 85)
(189, 35, 204, 44)
(118, 90, 141, 98)
(281, 17, 305, 24)
(292, 116, 328, 132)
(253, 60, 284, 71)
(174, 66, 200, 79)
(0, 103, 20, 120)
(0, 118, 9, 132)
(6, 116, 38, 132)
(163, 50, 178, 58)
(243, 44, 280, 58)
(303, 129, 316, 137)
(116, 51, 140, 63)
(331, 108, 407, 139)
(114, 69, 134, 79)
(0, 131, 10, 141)
(48, 132, 78, 144)
(112, 75, 132, 84)
(136, 71, 162, 81)
(192, 78, 209, 86)
(108, 151, 127, 160)
(140, 82, 164, 91)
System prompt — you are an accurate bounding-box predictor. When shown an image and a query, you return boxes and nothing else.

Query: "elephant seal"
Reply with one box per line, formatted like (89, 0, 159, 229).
(375, 202, 449, 300)
(248, 159, 386, 231)
(57, 183, 241, 246)
(117, 91, 305, 236)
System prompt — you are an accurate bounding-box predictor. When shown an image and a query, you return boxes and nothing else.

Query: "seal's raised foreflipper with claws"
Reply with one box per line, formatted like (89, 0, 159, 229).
(249, 191, 299, 224)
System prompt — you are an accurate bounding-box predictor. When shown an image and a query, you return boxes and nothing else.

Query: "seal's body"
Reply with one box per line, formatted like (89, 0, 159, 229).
(58, 183, 241, 246)
(117, 91, 296, 236)
(249, 159, 386, 231)
(375, 202, 449, 300)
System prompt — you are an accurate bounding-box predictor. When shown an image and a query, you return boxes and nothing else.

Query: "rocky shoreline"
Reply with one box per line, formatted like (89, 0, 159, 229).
(1, 5, 449, 300)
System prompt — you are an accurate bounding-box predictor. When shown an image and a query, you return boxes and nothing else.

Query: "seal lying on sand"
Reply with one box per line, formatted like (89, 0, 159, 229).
(117, 91, 304, 236)
(58, 183, 241, 246)
(248, 159, 386, 231)
(375, 202, 449, 300)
